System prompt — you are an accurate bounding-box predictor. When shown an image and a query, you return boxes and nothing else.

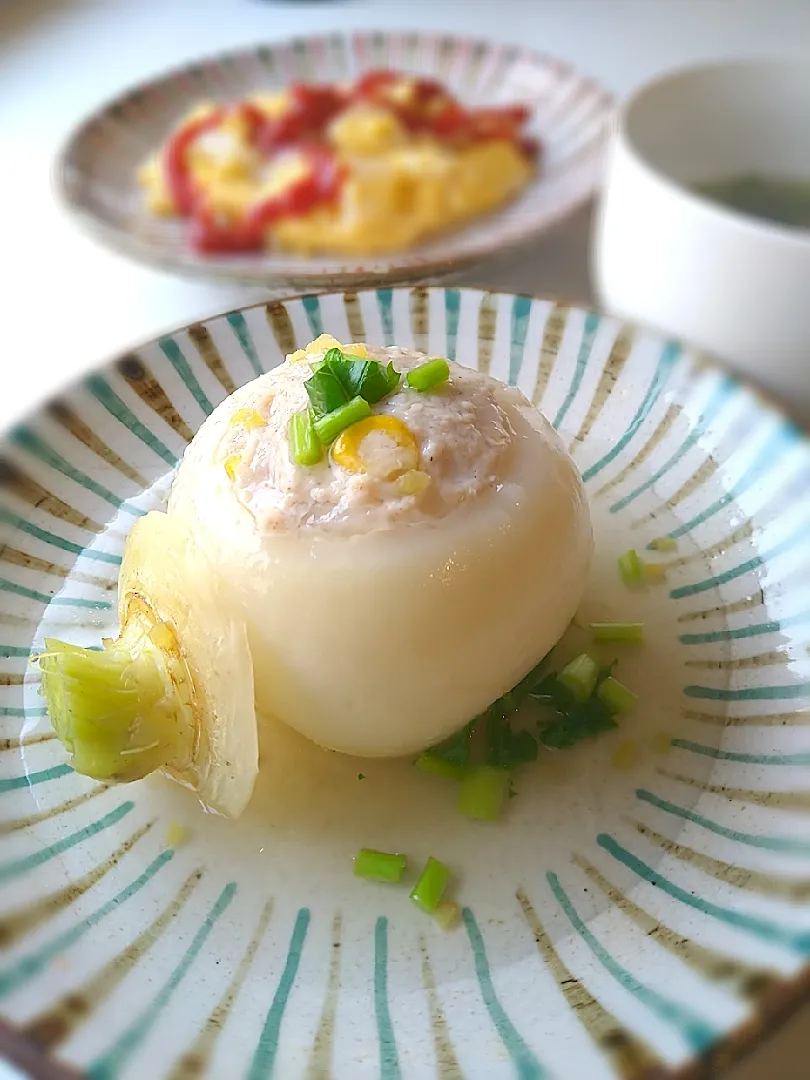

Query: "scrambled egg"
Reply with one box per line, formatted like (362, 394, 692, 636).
(138, 80, 534, 256)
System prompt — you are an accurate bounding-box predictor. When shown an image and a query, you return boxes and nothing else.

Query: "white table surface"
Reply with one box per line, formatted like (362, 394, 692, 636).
(2, 1, 810, 1078)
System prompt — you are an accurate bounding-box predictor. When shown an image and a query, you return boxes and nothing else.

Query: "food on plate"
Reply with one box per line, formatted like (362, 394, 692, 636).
(137, 70, 538, 255)
(41, 335, 592, 818)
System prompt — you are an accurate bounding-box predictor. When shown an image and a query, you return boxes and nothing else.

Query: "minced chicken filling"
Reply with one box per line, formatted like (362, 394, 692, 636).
(203, 345, 520, 535)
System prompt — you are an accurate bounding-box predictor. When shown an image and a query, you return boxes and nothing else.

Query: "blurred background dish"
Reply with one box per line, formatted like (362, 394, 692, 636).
(593, 58, 810, 423)
(56, 32, 613, 290)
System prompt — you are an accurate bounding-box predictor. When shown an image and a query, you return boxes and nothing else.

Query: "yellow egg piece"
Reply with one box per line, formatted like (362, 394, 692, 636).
(332, 415, 419, 479)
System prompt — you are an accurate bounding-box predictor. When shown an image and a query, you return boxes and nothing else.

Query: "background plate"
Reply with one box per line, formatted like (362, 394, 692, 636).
(55, 32, 613, 290)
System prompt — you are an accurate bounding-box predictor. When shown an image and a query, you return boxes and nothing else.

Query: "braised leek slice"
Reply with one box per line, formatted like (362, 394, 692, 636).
(40, 511, 258, 818)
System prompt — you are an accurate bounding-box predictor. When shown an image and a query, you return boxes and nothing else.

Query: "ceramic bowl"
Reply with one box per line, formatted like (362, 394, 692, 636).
(3, 287, 810, 1080)
(592, 58, 810, 422)
(54, 31, 613, 292)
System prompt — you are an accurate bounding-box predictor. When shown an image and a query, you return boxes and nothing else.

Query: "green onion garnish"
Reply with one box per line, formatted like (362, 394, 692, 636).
(597, 676, 637, 715)
(313, 395, 372, 444)
(434, 900, 461, 930)
(643, 562, 667, 584)
(288, 410, 322, 466)
(557, 653, 599, 704)
(458, 765, 510, 821)
(618, 549, 643, 586)
(590, 622, 644, 644)
(410, 856, 451, 913)
(649, 536, 677, 551)
(415, 752, 466, 781)
(353, 848, 407, 883)
(406, 357, 450, 393)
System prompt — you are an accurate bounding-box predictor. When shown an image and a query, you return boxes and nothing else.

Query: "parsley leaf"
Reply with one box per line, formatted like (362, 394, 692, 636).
(305, 349, 401, 419)
(428, 718, 477, 768)
(485, 709, 538, 768)
(532, 675, 617, 749)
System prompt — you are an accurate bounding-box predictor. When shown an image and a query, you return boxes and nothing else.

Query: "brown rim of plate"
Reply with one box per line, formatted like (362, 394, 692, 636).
(52, 30, 615, 289)
(2, 285, 809, 1079)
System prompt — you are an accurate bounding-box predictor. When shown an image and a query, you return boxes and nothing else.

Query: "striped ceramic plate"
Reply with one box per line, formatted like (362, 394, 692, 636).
(2, 287, 810, 1080)
(55, 32, 613, 290)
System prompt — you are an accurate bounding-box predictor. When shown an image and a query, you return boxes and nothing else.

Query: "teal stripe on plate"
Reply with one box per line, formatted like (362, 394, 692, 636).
(552, 312, 600, 431)
(0, 706, 48, 718)
(0, 801, 133, 883)
(658, 424, 799, 544)
(87, 881, 236, 1080)
(86, 375, 178, 467)
(672, 738, 810, 765)
(0, 851, 173, 998)
(582, 341, 681, 483)
(227, 312, 264, 377)
(670, 518, 810, 599)
(684, 684, 810, 702)
(462, 908, 547, 1079)
(9, 428, 143, 516)
(508, 295, 532, 386)
(0, 645, 34, 658)
(301, 296, 323, 340)
(680, 610, 810, 644)
(0, 578, 112, 610)
(636, 789, 810, 854)
(246, 908, 310, 1080)
(609, 374, 737, 513)
(374, 916, 401, 1080)
(0, 763, 72, 794)
(444, 288, 461, 362)
(0, 509, 122, 565)
(597, 834, 810, 954)
(547, 872, 716, 1052)
(376, 289, 395, 346)
(159, 337, 214, 416)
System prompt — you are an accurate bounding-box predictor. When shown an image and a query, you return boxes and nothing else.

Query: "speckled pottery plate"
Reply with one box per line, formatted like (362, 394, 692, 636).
(3, 287, 810, 1080)
(55, 32, 613, 290)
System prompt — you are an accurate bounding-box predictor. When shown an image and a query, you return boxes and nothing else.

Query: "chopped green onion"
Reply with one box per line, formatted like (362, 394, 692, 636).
(618, 549, 643, 586)
(415, 752, 466, 781)
(313, 395, 372, 444)
(458, 765, 510, 821)
(590, 622, 644, 644)
(558, 653, 600, 704)
(434, 900, 461, 930)
(649, 536, 677, 551)
(288, 410, 322, 466)
(406, 357, 450, 393)
(353, 848, 407, 883)
(410, 856, 451, 913)
(597, 676, 637, 715)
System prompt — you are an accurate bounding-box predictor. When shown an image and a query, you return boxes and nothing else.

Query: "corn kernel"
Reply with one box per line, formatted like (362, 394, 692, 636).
(231, 407, 266, 431)
(397, 469, 431, 496)
(643, 562, 667, 584)
(165, 821, 190, 849)
(332, 415, 419, 479)
(224, 453, 241, 481)
(344, 343, 369, 357)
(306, 333, 343, 355)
